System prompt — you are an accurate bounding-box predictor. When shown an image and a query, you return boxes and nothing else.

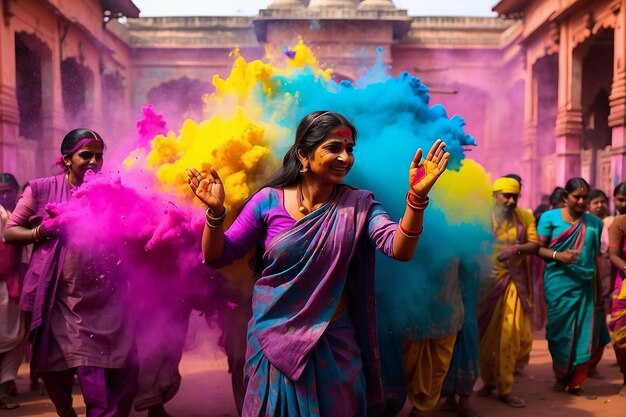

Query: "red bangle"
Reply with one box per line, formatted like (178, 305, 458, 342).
(398, 218, 423, 238)
(406, 191, 429, 210)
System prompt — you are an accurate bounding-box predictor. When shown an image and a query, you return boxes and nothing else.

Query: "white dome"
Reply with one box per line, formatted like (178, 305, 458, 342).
(308, 0, 360, 9)
(357, 0, 397, 10)
(266, 0, 305, 9)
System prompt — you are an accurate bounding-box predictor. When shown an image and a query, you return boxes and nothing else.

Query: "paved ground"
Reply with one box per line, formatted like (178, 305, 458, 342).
(3, 329, 626, 417)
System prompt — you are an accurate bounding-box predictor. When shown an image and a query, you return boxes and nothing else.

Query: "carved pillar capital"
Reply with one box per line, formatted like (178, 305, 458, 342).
(610, 74, 626, 127)
(555, 107, 583, 137)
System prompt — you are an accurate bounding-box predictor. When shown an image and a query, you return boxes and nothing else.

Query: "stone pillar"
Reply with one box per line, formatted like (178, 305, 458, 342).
(521, 62, 538, 208)
(0, 21, 20, 176)
(40, 28, 66, 176)
(609, 0, 626, 186)
(554, 25, 583, 185)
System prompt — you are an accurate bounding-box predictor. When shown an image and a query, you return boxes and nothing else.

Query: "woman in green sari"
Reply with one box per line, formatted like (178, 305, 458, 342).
(536, 177, 608, 398)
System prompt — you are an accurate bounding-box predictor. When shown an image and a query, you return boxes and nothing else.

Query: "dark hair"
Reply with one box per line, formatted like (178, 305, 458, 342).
(61, 128, 105, 155)
(588, 189, 608, 202)
(0, 173, 19, 190)
(614, 182, 626, 197)
(549, 187, 567, 207)
(250, 111, 356, 274)
(504, 173, 522, 188)
(564, 177, 590, 194)
(262, 111, 357, 189)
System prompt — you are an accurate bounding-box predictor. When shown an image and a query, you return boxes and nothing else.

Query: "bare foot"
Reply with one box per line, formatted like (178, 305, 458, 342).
(618, 385, 626, 397)
(498, 394, 526, 408)
(476, 384, 495, 397)
(568, 387, 597, 400)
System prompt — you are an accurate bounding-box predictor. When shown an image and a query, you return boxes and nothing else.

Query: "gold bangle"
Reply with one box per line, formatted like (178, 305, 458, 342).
(552, 250, 557, 260)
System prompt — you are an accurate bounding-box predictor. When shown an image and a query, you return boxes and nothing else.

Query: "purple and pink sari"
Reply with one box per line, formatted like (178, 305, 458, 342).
(608, 215, 626, 376)
(208, 185, 398, 416)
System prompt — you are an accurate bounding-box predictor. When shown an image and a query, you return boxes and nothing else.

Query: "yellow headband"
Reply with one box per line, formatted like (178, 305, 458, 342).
(493, 177, 520, 194)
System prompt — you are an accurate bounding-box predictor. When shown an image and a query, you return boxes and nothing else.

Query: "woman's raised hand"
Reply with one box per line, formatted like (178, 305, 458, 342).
(188, 167, 225, 214)
(408, 139, 450, 198)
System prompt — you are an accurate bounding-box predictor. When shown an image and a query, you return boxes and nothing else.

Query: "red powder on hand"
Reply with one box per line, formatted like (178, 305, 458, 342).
(410, 165, 426, 186)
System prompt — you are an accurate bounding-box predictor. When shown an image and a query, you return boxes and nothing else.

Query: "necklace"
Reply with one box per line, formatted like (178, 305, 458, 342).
(297, 182, 336, 214)
(563, 209, 581, 224)
(66, 173, 78, 189)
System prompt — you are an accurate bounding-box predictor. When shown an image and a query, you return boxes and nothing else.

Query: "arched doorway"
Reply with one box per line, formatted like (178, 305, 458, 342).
(578, 27, 613, 190)
(15, 33, 43, 141)
(146, 77, 212, 128)
(61, 57, 93, 127)
(102, 71, 126, 138)
(14, 31, 52, 179)
(534, 53, 558, 195)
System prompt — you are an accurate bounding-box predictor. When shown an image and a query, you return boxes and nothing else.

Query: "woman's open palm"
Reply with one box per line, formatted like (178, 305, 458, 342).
(408, 139, 450, 198)
(188, 167, 225, 212)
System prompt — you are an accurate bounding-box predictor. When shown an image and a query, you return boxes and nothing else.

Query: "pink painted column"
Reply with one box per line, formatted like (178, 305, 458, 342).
(610, 0, 626, 188)
(554, 23, 583, 185)
(521, 60, 538, 208)
(0, 14, 20, 176)
(555, 108, 583, 183)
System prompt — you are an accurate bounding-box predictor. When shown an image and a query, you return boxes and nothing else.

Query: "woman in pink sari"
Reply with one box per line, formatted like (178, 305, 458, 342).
(188, 111, 450, 416)
(608, 181, 626, 397)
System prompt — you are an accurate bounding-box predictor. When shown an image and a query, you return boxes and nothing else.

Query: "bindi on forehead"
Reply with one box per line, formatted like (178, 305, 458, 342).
(335, 127, 352, 140)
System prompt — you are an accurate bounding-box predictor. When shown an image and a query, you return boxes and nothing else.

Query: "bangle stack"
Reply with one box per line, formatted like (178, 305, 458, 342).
(205, 207, 227, 228)
(406, 191, 429, 211)
(31, 225, 45, 243)
(398, 217, 423, 238)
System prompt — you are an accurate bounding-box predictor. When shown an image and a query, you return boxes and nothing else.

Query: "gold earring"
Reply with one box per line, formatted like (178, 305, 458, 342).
(299, 162, 308, 174)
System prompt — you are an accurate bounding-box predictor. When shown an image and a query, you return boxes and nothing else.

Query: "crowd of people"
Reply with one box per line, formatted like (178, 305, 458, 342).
(0, 111, 625, 417)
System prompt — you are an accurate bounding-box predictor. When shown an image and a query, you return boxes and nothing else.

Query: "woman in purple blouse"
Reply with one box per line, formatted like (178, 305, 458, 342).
(4, 129, 137, 417)
(188, 111, 449, 417)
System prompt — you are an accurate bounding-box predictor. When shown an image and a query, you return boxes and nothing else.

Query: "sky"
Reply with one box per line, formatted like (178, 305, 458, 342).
(131, 0, 498, 17)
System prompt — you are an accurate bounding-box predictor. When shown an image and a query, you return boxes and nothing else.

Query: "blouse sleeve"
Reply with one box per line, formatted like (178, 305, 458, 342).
(366, 201, 397, 259)
(536, 210, 553, 245)
(6, 186, 35, 229)
(205, 189, 268, 268)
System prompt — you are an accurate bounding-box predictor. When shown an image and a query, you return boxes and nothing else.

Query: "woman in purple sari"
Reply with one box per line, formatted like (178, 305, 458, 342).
(4, 129, 138, 417)
(188, 111, 449, 416)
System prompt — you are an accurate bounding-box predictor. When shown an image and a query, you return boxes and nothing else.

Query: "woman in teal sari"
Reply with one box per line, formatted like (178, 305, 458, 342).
(188, 111, 450, 416)
(536, 177, 608, 397)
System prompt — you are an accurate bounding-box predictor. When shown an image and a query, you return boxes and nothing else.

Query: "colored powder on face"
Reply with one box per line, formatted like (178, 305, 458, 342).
(335, 127, 352, 140)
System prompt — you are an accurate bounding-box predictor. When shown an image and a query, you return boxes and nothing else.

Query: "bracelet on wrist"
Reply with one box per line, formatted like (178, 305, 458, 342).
(552, 250, 558, 260)
(406, 191, 429, 211)
(32, 225, 46, 243)
(398, 218, 423, 238)
(205, 207, 227, 228)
